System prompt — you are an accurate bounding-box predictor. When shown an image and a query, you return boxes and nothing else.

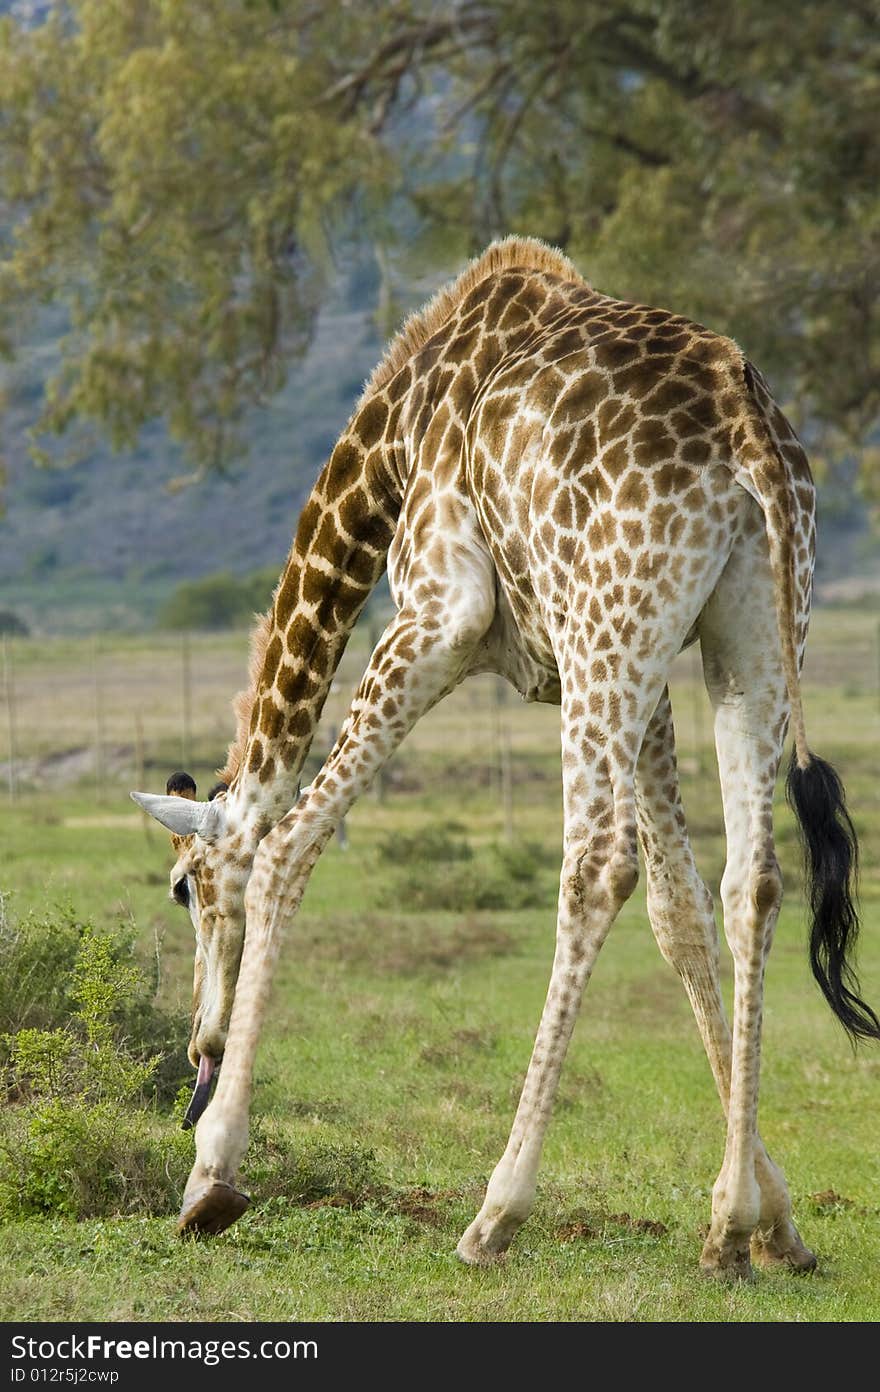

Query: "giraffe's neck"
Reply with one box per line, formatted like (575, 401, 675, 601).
(226, 389, 405, 827)
(225, 246, 591, 833)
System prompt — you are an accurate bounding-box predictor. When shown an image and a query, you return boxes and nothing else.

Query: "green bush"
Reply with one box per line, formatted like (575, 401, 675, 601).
(157, 572, 255, 630)
(0, 899, 82, 1038)
(0, 901, 195, 1220)
(0, 916, 195, 1220)
(393, 839, 555, 913)
(0, 1099, 192, 1219)
(0, 610, 28, 637)
(242, 566, 281, 612)
(0, 901, 188, 1103)
(0, 903, 381, 1221)
(156, 566, 281, 631)
(377, 823, 473, 865)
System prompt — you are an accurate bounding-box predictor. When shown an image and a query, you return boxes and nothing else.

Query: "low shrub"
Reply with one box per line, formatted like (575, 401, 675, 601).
(0, 1100, 192, 1219)
(246, 1123, 379, 1205)
(0, 611, 28, 637)
(394, 839, 555, 913)
(0, 899, 189, 1104)
(0, 898, 82, 1039)
(156, 566, 279, 632)
(0, 901, 380, 1221)
(377, 823, 473, 865)
(0, 909, 192, 1219)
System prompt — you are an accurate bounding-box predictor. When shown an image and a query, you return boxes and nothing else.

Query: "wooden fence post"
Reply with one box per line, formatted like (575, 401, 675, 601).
(2, 634, 18, 804)
(93, 637, 105, 804)
(181, 631, 192, 770)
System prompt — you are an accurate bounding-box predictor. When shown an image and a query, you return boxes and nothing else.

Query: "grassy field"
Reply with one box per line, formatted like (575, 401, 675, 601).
(0, 609, 879, 1322)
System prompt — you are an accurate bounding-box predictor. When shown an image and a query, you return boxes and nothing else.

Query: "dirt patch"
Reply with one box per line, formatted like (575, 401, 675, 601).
(809, 1188, 856, 1211)
(300, 913, 517, 975)
(390, 1186, 462, 1227)
(557, 1208, 668, 1242)
(304, 1183, 469, 1230)
(606, 1211, 668, 1237)
(557, 1217, 598, 1242)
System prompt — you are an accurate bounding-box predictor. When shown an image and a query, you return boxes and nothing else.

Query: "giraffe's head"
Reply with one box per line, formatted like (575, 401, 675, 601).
(131, 772, 256, 1086)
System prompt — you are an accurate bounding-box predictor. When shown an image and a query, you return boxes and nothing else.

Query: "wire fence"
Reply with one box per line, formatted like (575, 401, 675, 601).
(1, 611, 879, 835)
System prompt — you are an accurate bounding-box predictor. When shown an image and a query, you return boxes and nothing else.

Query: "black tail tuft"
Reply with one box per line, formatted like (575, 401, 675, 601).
(786, 752, 880, 1044)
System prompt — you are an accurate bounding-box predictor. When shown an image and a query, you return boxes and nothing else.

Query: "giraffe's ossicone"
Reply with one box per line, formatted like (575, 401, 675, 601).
(132, 237, 878, 1272)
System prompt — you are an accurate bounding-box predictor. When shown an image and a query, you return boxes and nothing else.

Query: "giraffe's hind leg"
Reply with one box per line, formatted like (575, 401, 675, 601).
(694, 507, 815, 1279)
(457, 503, 735, 1265)
(636, 689, 815, 1276)
(456, 680, 643, 1264)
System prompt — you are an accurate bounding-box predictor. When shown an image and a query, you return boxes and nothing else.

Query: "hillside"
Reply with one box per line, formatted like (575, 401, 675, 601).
(0, 258, 409, 632)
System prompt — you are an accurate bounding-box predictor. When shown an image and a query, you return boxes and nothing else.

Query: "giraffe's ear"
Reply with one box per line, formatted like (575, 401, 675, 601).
(130, 791, 226, 842)
(166, 770, 198, 799)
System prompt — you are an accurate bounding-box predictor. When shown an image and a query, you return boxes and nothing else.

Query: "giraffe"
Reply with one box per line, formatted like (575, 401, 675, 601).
(132, 236, 879, 1278)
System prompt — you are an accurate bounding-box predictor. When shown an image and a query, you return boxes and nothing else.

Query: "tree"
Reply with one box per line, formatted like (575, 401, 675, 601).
(0, 0, 387, 474)
(382, 1, 880, 464)
(1, 1, 877, 488)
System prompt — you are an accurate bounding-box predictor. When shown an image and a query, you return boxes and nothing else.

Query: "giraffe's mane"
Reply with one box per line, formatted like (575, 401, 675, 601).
(360, 235, 585, 402)
(219, 612, 273, 786)
(220, 238, 583, 788)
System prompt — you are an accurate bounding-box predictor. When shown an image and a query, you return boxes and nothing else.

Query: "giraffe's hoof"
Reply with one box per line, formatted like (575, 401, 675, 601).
(699, 1234, 753, 1282)
(456, 1234, 507, 1266)
(177, 1182, 250, 1237)
(751, 1228, 817, 1273)
(455, 1213, 515, 1266)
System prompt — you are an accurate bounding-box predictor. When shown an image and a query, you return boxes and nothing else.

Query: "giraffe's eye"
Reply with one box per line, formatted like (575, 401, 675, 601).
(172, 878, 190, 908)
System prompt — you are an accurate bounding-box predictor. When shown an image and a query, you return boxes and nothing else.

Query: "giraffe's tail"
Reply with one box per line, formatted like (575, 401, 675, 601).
(786, 755, 880, 1042)
(733, 354, 880, 1044)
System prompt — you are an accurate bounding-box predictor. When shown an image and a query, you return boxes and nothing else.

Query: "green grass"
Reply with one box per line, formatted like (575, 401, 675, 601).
(0, 611, 879, 1321)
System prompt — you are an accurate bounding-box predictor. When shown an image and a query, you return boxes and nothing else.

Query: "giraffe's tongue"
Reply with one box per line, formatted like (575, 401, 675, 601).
(182, 1055, 217, 1131)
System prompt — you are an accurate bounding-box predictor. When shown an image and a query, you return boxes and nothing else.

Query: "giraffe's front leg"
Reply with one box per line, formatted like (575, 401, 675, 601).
(179, 577, 496, 1236)
(177, 844, 313, 1235)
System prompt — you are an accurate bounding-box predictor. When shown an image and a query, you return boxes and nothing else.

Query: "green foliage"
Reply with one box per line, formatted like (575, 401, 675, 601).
(392, 835, 555, 913)
(0, 1099, 192, 1220)
(0, 917, 189, 1219)
(0, 901, 188, 1102)
(399, 1, 880, 452)
(0, 899, 381, 1221)
(377, 823, 473, 865)
(1, 0, 877, 491)
(244, 565, 283, 613)
(2, 923, 161, 1108)
(0, 900, 83, 1038)
(0, 0, 385, 471)
(156, 571, 265, 630)
(246, 1124, 379, 1205)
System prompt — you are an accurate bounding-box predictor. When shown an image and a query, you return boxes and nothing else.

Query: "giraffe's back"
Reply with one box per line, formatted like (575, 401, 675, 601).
(460, 282, 808, 669)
